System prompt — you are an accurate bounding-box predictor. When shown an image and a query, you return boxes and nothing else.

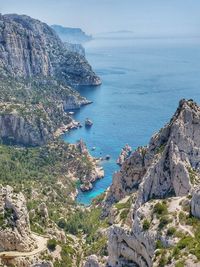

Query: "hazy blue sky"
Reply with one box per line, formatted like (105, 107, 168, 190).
(0, 0, 200, 36)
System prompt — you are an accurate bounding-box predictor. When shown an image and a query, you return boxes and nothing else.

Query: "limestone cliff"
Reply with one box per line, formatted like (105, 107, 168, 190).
(64, 42, 85, 56)
(0, 13, 99, 145)
(100, 99, 200, 267)
(0, 185, 34, 252)
(106, 99, 200, 206)
(0, 14, 100, 86)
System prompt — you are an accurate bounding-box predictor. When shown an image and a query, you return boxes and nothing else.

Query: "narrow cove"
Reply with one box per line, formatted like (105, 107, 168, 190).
(63, 36, 200, 205)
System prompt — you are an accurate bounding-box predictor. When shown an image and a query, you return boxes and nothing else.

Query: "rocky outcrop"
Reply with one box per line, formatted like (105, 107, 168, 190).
(106, 99, 200, 207)
(108, 225, 151, 267)
(85, 118, 93, 127)
(117, 144, 132, 166)
(84, 255, 101, 267)
(63, 95, 91, 110)
(0, 113, 53, 146)
(104, 99, 200, 267)
(80, 166, 104, 191)
(0, 185, 34, 252)
(76, 140, 105, 191)
(38, 203, 49, 220)
(191, 187, 200, 219)
(0, 100, 74, 146)
(0, 14, 100, 86)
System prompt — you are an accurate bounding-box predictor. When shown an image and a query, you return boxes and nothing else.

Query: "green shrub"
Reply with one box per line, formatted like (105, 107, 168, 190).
(47, 239, 57, 251)
(188, 167, 196, 184)
(155, 144, 166, 154)
(159, 253, 167, 267)
(175, 261, 185, 267)
(120, 209, 129, 221)
(154, 202, 168, 216)
(58, 218, 66, 229)
(143, 219, 150, 231)
(179, 211, 186, 223)
(167, 226, 176, 236)
(159, 216, 170, 229)
(177, 236, 195, 250)
(156, 240, 164, 249)
(172, 247, 180, 259)
(115, 198, 131, 210)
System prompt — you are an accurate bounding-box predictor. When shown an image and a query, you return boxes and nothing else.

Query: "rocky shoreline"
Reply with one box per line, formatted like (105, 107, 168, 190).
(54, 119, 82, 138)
(77, 140, 105, 192)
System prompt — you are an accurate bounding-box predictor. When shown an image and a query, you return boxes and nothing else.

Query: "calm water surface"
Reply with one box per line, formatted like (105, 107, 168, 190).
(63, 36, 200, 205)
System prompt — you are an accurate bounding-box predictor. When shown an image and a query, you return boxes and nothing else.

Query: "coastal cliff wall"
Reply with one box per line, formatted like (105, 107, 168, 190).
(0, 14, 100, 86)
(97, 99, 200, 267)
(0, 13, 100, 145)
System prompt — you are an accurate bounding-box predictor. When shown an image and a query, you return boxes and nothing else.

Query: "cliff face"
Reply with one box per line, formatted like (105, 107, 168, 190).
(0, 14, 100, 86)
(0, 13, 100, 146)
(106, 99, 200, 207)
(101, 100, 200, 267)
(0, 185, 34, 252)
(64, 42, 85, 57)
(0, 113, 52, 146)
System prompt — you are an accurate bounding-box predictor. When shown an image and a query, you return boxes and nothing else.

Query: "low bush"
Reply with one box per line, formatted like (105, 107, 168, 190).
(143, 219, 150, 231)
(47, 239, 57, 251)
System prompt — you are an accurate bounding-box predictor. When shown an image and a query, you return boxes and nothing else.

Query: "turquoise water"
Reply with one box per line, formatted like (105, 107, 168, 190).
(63, 36, 200, 205)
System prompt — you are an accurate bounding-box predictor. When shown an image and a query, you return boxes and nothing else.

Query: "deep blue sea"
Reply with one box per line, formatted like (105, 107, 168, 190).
(63, 36, 200, 205)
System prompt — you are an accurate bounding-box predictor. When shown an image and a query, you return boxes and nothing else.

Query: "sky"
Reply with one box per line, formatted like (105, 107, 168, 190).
(0, 0, 200, 37)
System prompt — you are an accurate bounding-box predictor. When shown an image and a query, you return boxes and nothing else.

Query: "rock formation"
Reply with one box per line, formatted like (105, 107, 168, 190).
(64, 42, 85, 56)
(0, 13, 100, 145)
(0, 185, 34, 252)
(38, 202, 49, 220)
(77, 140, 104, 191)
(106, 99, 200, 206)
(0, 14, 100, 86)
(117, 144, 132, 166)
(84, 255, 102, 267)
(102, 99, 200, 267)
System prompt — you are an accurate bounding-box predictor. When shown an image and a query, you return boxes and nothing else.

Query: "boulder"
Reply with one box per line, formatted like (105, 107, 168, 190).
(84, 255, 101, 267)
(38, 202, 49, 219)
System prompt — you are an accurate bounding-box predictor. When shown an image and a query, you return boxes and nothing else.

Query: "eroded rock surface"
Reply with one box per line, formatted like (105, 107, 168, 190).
(106, 99, 200, 207)
(0, 14, 101, 86)
(0, 185, 34, 252)
(84, 255, 102, 267)
(103, 99, 200, 267)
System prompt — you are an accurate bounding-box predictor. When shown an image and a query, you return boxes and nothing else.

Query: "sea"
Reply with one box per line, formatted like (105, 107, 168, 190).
(63, 34, 200, 205)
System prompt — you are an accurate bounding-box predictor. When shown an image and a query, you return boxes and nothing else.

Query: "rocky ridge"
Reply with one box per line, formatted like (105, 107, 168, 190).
(90, 99, 200, 267)
(106, 99, 200, 207)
